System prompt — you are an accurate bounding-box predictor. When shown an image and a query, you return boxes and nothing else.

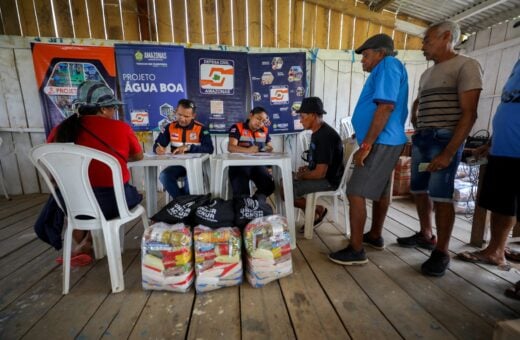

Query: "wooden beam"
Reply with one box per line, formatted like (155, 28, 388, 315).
(304, 0, 395, 27)
(449, 0, 508, 22)
(370, 0, 395, 12)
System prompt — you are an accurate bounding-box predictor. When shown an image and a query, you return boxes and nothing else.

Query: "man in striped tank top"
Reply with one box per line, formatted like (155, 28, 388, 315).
(397, 21, 483, 277)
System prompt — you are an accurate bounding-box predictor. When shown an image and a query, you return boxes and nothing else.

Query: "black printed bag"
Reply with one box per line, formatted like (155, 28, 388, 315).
(151, 194, 211, 225)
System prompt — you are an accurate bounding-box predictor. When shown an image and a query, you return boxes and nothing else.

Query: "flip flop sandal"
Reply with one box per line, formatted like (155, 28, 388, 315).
(55, 253, 93, 267)
(504, 281, 520, 301)
(314, 208, 328, 226)
(457, 251, 511, 271)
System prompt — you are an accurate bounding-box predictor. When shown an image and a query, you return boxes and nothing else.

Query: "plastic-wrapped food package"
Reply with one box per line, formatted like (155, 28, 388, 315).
(243, 215, 292, 287)
(141, 222, 194, 292)
(193, 226, 242, 293)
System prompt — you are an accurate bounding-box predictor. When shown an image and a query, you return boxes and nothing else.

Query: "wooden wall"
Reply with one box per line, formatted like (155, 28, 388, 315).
(0, 0, 425, 50)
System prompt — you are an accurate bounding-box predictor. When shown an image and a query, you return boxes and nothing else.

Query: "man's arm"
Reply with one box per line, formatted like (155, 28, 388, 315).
(228, 137, 259, 153)
(296, 163, 328, 180)
(153, 125, 170, 154)
(354, 102, 394, 166)
(429, 89, 481, 170)
(411, 98, 419, 128)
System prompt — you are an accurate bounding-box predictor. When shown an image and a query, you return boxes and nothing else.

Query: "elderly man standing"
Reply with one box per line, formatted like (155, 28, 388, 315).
(328, 34, 409, 265)
(397, 21, 483, 277)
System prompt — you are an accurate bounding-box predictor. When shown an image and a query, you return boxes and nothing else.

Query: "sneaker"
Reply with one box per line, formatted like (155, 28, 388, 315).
(363, 232, 385, 250)
(421, 249, 450, 277)
(328, 246, 368, 265)
(397, 232, 436, 250)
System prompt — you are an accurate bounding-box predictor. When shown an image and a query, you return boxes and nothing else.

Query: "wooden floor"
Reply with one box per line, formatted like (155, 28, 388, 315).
(1, 193, 520, 340)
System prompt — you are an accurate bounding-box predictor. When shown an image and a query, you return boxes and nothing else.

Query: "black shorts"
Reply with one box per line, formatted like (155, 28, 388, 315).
(478, 155, 520, 219)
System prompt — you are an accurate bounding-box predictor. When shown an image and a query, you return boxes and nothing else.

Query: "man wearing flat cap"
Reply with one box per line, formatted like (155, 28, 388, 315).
(293, 97, 344, 229)
(329, 33, 409, 266)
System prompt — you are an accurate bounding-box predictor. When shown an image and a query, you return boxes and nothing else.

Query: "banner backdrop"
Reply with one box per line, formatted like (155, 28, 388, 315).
(248, 52, 306, 134)
(115, 44, 187, 131)
(31, 43, 117, 136)
(184, 49, 248, 134)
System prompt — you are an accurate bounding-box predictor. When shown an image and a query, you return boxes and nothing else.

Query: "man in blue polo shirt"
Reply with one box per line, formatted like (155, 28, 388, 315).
(329, 33, 409, 266)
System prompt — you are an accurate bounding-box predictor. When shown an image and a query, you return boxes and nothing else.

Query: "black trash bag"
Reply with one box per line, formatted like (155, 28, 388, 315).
(193, 198, 235, 228)
(34, 195, 65, 250)
(151, 194, 211, 225)
(234, 194, 273, 229)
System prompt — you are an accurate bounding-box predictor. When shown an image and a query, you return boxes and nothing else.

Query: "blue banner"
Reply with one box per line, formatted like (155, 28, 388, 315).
(115, 44, 187, 131)
(248, 52, 306, 134)
(184, 49, 248, 134)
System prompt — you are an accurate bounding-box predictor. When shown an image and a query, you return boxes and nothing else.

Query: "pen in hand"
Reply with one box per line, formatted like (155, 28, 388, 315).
(155, 143, 166, 155)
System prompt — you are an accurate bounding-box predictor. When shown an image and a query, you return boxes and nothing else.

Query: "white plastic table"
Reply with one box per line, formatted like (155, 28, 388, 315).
(129, 153, 210, 217)
(210, 152, 296, 249)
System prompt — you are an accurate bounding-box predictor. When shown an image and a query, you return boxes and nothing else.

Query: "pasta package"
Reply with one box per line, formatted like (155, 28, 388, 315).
(141, 222, 194, 292)
(193, 226, 242, 293)
(243, 215, 293, 287)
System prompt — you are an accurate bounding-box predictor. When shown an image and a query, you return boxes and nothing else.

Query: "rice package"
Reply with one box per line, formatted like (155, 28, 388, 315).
(193, 226, 242, 293)
(141, 222, 194, 292)
(244, 215, 292, 287)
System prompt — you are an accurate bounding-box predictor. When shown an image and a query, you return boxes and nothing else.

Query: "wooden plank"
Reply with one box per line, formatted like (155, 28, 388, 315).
(234, 0, 247, 47)
(104, 0, 124, 40)
(316, 224, 457, 339)
(367, 22, 381, 39)
(188, 0, 203, 44)
(341, 14, 354, 50)
(0, 239, 50, 281)
(328, 10, 342, 50)
(218, 0, 233, 45)
(33, 0, 55, 37)
(314, 5, 328, 49)
(276, 0, 292, 48)
(292, 0, 304, 48)
(187, 287, 241, 339)
(53, 0, 74, 38)
(122, 0, 140, 41)
(297, 233, 401, 339)
(383, 206, 520, 319)
(475, 28, 492, 50)
(406, 35, 423, 50)
(367, 245, 494, 339)
(302, 1, 315, 48)
(262, 0, 275, 47)
(279, 247, 350, 339)
(305, 0, 395, 28)
(86, 0, 106, 39)
(489, 22, 508, 46)
(173, 0, 187, 43)
(353, 18, 369, 50)
(241, 282, 295, 338)
(0, 0, 21, 35)
(17, 0, 39, 37)
(70, 0, 91, 38)
(157, 0, 174, 42)
(20, 222, 144, 338)
(393, 30, 406, 50)
(203, 0, 218, 45)
(248, 0, 261, 47)
(77, 255, 151, 339)
(0, 203, 43, 240)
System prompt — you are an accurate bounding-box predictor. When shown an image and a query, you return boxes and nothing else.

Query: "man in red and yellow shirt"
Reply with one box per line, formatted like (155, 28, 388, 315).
(228, 107, 275, 197)
(154, 99, 214, 198)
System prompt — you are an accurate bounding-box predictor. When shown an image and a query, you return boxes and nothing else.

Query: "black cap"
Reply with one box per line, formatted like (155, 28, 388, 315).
(296, 97, 327, 115)
(514, 20, 520, 28)
(355, 33, 394, 54)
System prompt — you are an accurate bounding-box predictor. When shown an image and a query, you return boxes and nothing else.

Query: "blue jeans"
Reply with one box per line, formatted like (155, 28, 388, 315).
(410, 129, 463, 202)
(159, 165, 189, 198)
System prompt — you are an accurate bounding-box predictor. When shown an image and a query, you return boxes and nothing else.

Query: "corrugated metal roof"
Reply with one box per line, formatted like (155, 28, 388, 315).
(365, 0, 520, 34)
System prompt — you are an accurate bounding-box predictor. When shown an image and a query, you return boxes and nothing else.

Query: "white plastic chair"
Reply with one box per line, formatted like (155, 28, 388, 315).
(340, 116, 354, 140)
(303, 140, 359, 240)
(29, 143, 148, 294)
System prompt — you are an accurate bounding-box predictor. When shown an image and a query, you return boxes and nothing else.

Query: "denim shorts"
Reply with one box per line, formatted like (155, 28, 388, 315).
(410, 129, 463, 202)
